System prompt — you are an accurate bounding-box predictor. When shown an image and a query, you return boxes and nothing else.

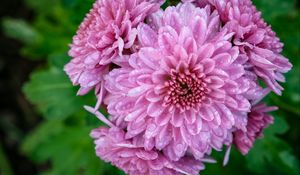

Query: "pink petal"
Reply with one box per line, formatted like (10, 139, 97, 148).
(147, 102, 165, 117)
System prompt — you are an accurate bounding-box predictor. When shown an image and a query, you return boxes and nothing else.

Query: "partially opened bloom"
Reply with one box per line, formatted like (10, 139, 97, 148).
(184, 0, 292, 95)
(64, 0, 162, 104)
(104, 2, 260, 161)
(90, 126, 204, 175)
(233, 103, 276, 155)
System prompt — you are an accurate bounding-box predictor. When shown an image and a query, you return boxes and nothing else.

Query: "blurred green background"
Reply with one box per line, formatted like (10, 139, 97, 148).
(0, 0, 299, 174)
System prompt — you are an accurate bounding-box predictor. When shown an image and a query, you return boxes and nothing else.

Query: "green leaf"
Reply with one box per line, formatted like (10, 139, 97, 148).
(1, 18, 40, 44)
(246, 116, 300, 175)
(23, 67, 88, 119)
(48, 53, 73, 69)
(253, 0, 297, 21)
(202, 148, 251, 175)
(0, 143, 13, 175)
(279, 151, 300, 175)
(21, 119, 65, 162)
(22, 120, 123, 175)
(25, 0, 61, 14)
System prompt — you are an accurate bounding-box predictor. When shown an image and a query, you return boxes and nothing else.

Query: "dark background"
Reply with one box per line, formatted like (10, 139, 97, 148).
(0, 0, 40, 174)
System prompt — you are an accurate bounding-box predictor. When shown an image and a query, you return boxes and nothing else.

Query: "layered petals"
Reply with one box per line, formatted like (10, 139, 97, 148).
(233, 103, 276, 155)
(65, 0, 162, 100)
(104, 2, 255, 161)
(64, 1, 291, 174)
(185, 0, 292, 94)
(91, 126, 204, 175)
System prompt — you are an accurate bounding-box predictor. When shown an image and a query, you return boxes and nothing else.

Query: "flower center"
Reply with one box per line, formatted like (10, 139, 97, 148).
(163, 71, 207, 111)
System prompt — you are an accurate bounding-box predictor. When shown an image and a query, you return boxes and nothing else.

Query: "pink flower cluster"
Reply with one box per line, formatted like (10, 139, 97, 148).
(65, 0, 291, 174)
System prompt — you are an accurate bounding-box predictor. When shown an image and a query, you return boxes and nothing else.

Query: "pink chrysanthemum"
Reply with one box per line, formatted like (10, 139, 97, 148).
(90, 125, 204, 175)
(233, 103, 276, 155)
(63, 0, 293, 173)
(184, 0, 292, 95)
(64, 0, 162, 102)
(104, 2, 263, 161)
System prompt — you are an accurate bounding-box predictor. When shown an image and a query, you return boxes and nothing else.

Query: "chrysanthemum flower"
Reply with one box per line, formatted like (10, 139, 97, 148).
(64, 0, 163, 107)
(90, 125, 204, 175)
(63, 0, 292, 173)
(233, 103, 276, 155)
(184, 0, 292, 95)
(104, 2, 262, 161)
